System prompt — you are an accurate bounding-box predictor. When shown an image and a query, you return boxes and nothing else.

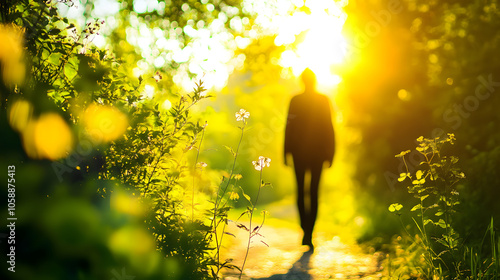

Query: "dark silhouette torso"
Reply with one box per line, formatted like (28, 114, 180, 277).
(285, 92, 335, 166)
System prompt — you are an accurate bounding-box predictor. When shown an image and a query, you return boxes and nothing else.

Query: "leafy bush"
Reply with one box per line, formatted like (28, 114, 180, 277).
(1, 1, 266, 279)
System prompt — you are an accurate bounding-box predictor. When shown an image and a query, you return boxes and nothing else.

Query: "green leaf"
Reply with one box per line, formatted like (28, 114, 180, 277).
(435, 211, 444, 216)
(239, 186, 252, 205)
(388, 203, 403, 212)
(395, 150, 411, 158)
(436, 219, 447, 229)
(64, 63, 77, 80)
(398, 172, 409, 182)
(237, 209, 250, 220)
(411, 204, 422, 212)
(243, 192, 251, 203)
(48, 28, 61, 35)
(436, 238, 450, 248)
(416, 170, 423, 180)
(428, 203, 439, 209)
(236, 223, 249, 231)
(224, 145, 236, 157)
(48, 52, 62, 65)
(412, 178, 425, 185)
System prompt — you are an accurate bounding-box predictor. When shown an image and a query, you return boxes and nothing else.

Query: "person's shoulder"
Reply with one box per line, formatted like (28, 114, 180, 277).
(316, 93, 331, 103)
(317, 93, 329, 100)
(290, 93, 305, 103)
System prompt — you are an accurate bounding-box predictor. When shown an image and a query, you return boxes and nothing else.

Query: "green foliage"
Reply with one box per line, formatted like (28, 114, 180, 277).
(1, 1, 267, 279)
(464, 218, 500, 280)
(388, 134, 499, 279)
(384, 235, 430, 279)
(146, 196, 213, 279)
(395, 134, 464, 278)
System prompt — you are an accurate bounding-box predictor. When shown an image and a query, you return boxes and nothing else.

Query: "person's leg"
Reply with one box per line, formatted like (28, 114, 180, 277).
(294, 160, 306, 232)
(305, 162, 323, 248)
(301, 168, 313, 247)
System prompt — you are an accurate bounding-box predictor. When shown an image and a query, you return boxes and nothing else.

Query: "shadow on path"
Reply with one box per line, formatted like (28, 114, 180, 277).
(254, 251, 313, 280)
(221, 204, 383, 279)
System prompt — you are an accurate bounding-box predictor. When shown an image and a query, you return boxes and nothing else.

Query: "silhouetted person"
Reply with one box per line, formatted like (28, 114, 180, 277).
(284, 68, 335, 250)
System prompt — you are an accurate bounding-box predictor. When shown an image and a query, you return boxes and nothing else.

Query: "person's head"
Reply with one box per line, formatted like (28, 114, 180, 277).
(301, 68, 316, 91)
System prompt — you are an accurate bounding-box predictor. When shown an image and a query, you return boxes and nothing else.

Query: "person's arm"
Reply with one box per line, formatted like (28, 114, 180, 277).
(284, 98, 296, 166)
(323, 96, 335, 167)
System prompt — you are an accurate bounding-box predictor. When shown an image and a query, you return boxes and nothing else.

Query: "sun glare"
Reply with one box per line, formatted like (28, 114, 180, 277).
(276, 0, 349, 89)
(59, 0, 349, 93)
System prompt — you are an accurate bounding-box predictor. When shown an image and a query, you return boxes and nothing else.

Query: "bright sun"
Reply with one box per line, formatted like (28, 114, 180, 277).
(276, 0, 349, 89)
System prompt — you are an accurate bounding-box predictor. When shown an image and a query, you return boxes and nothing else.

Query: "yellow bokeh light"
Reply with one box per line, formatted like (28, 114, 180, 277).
(34, 113, 74, 160)
(82, 104, 129, 143)
(108, 225, 161, 273)
(21, 120, 38, 159)
(109, 226, 155, 256)
(8, 99, 33, 132)
(111, 190, 144, 217)
(0, 24, 25, 86)
(397, 89, 411, 101)
(22, 113, 73, 160)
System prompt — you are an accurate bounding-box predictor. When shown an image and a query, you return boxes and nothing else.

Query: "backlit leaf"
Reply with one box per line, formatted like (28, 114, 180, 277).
(389, 203, 403, 212)
(411, 204, 422, 212)
(436, 219, 447, 229)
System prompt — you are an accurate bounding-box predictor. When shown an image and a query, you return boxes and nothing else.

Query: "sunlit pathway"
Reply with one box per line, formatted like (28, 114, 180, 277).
(221, 216, 384, 280)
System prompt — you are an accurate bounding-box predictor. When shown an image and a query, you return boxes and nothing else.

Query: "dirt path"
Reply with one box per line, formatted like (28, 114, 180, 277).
(221, 216, 384, 280)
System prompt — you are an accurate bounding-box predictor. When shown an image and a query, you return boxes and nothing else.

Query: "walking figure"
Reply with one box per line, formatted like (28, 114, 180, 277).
(284, 68, 335, 250)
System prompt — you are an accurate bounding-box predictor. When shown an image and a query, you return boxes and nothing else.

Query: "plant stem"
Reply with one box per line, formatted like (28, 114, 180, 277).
(210, 121, 246, 276)
(192, 123, 206, 222)
(220, 124, 246, 201)
(240, 168, 263, 279)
